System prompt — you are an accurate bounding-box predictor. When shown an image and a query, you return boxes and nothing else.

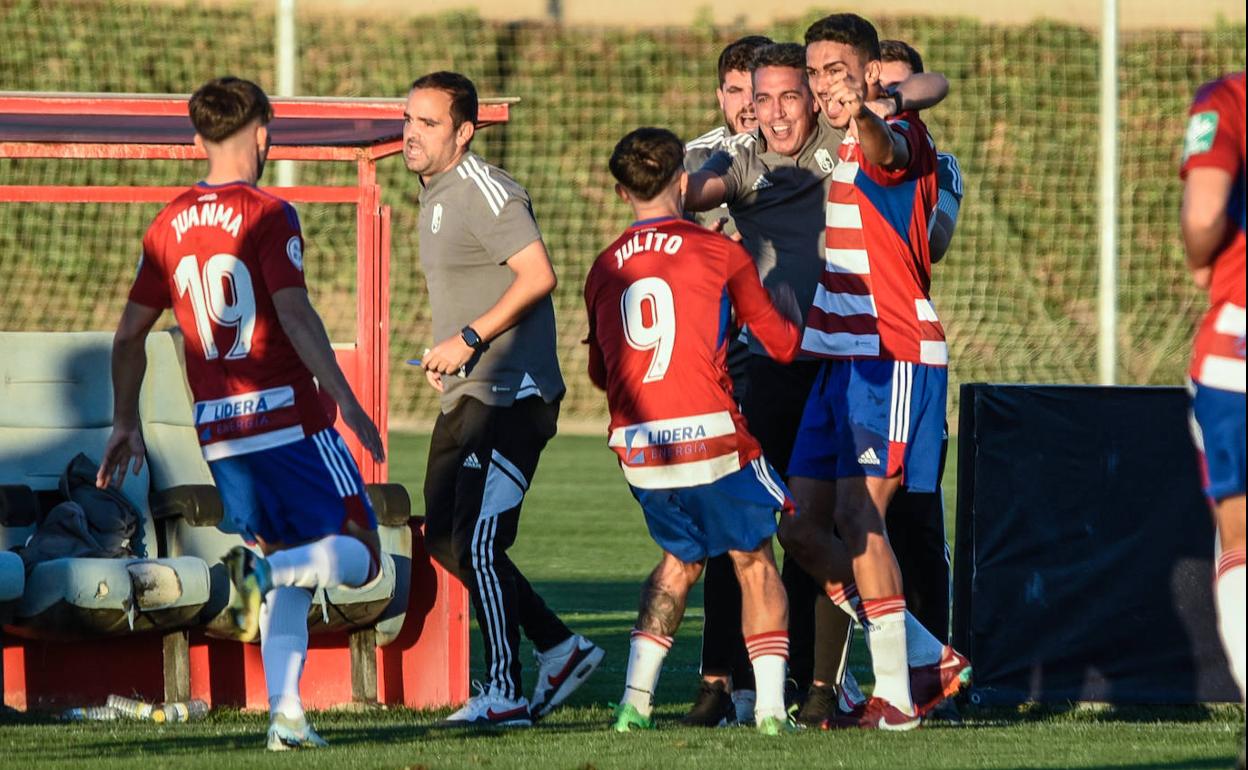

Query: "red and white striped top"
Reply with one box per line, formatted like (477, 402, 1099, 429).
(800, 112, 945, 366)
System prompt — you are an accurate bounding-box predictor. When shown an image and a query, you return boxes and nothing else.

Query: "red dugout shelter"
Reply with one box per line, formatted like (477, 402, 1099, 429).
(0, 91, 510, 710)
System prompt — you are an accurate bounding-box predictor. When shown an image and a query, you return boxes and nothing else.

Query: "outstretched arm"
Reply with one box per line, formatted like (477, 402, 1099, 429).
(685, 169, 729, 212)
(867, 72, 950, 118)
(725, 245, 800, 363)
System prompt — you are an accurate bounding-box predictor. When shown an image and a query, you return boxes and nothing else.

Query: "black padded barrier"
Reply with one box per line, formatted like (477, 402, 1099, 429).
(952, 384, 1239, 705)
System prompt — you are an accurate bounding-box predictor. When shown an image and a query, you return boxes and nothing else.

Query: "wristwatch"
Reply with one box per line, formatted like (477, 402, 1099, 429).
(891, 89, 905, 117)
(460, 325, 488, 351)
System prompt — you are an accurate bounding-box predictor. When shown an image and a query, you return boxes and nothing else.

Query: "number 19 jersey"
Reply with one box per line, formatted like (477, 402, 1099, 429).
(129, 182, 331, 460)
(584, 217, 800, 489)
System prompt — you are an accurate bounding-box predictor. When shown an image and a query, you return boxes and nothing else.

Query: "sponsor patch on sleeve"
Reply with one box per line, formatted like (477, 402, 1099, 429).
(1183, 111, 1219, 161)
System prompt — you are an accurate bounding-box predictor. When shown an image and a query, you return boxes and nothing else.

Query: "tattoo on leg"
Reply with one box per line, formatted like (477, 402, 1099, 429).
(636, 580, 685, 637)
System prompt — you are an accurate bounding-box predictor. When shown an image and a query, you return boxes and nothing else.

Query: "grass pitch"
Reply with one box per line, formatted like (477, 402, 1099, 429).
(0, 432, 1241, 769)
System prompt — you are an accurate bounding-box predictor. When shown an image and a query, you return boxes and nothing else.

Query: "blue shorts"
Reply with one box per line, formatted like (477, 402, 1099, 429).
(1189, 380, 1247, 502)
(629, 457, 790, 563)
(208, 427, 377, 546)
(788, 360, 947, 492)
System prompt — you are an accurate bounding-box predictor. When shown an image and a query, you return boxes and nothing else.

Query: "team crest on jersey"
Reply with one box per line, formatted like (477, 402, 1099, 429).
(815, 148, 835, 173)
(286, 236, 303, 271)
(431, 203, 443, 234)
(1183, 111, 1219, 161)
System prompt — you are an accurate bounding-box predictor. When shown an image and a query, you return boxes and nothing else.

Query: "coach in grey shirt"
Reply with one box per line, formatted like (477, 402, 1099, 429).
(417, 150, 564, 408)
(404, 71, 603, 728)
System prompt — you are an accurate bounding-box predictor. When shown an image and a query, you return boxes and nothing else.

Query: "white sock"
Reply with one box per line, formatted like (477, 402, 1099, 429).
(261, 586, 313, 720)
(830, 583, 943, 668)
(1215, 548, 1245, 701)
(621, 631, 671, 718)
(906, 612, 945, 667)
(862, 597, 914, 714)
(267, 534, 371, 590)
(745, 631, 789, 721)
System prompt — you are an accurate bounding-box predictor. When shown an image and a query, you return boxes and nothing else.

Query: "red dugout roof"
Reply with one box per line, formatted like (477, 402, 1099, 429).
(0, 92, 516, 161)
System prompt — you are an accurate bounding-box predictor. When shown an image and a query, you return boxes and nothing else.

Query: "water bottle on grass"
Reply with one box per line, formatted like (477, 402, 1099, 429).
(105, 694, 155, 720)
(61, 706, 121, 721)
(153, 699, 209, 723)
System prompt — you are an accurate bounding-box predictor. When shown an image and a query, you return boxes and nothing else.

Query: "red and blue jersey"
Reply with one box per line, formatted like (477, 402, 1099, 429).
(584, 217, 800, 489)
(130, 182, 332, 460)
(1182, 72, 1246, 394)
(801, 111, 944, 366)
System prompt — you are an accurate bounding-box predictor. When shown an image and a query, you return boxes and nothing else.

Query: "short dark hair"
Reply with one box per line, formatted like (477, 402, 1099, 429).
(609, 127, 684, 201)
(410, 71, 479, 128)
(880, 39, 924, 74)
(718, 36, 773, 84)
(804, 13, 882, 62)
(188, 77, 273, 143)
(749, 42, 808, 74)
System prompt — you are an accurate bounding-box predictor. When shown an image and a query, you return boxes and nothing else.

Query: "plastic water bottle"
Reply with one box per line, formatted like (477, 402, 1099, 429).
(61, 706, 121, 721)
(105, 694, 155, 720)
(152, 699, 209, 723)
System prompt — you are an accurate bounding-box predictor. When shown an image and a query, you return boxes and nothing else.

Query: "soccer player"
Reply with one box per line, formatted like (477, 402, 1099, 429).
(585, 127, 801, 735)
(683, 41, 952, 727)
(680, 33, 773, 727)
(96, 77, 384, 750)
(1179, 72, 1245, 714)
(809, 38, 968, 725)
(404, 71, 603, 727)
(781, 14, 970, 730)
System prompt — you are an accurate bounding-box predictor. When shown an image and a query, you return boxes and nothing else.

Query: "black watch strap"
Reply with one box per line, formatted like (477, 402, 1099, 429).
(460, 325, 487, 351)
(892, 89, 905, 117)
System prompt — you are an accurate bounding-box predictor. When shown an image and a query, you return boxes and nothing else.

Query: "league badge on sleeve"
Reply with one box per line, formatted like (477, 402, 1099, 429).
(286, 236, 303, 271)
(1183, 111, 1219, 161)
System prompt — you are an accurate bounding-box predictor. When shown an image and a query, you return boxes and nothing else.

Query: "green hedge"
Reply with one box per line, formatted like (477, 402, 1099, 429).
(1, 0, 1243, 426)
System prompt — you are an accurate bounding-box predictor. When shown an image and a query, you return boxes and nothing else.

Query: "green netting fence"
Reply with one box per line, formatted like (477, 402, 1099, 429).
(1, 0, 1243, 428)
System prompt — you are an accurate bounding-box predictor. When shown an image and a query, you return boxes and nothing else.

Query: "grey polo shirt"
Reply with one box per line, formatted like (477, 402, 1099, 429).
(416, 151, 565, 413)
(684, 125, 736, 234)
(698, 115, 846, 355)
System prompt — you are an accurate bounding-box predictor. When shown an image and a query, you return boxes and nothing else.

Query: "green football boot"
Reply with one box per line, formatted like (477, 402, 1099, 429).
(611, 702, 655, 733)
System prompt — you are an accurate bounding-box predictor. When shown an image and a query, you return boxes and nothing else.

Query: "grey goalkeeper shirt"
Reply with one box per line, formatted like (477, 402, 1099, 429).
(698, 115, 846, 355)
(416, 151, 565, 413)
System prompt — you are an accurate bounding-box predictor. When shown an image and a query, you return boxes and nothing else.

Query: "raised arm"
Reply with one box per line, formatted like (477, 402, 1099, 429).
(867, 72, 950, 119)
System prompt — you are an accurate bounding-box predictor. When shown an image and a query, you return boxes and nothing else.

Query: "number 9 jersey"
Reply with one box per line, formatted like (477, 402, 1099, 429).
(584, 216, 800, 489)
(130, 182, 332, 460)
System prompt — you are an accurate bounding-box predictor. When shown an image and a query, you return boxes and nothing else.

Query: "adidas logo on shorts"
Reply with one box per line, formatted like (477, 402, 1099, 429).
(857, 447, 882, 467)
(463, 452, 482, 469)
